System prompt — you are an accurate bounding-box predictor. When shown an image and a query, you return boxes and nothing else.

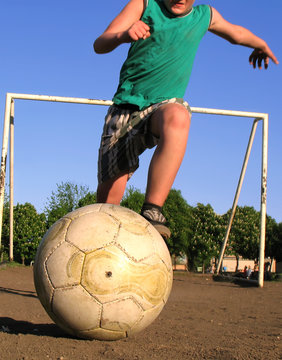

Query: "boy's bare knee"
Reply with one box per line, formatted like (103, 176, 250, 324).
(150, 104, 190, 137)
(166, 104, 190, 127)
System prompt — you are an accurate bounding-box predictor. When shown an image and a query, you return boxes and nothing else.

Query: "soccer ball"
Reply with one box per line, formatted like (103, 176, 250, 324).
(33, 204, 173, 340)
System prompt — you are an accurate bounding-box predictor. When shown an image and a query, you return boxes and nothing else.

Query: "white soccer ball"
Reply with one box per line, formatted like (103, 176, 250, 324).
(33, 204, 173, 340)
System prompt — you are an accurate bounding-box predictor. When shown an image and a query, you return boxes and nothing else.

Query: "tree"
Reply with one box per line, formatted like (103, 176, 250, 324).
(44, 182, 90, 227)
(267, 221, 282, 263)
(120, 186, 145, 213)
(274, 222, 282, 262)
(187, 203, 224, 272)
(226, 206, 260, 271)
(77, 192, 97, 208)
(13, 203, 46, 265)
(163, 189, 193, 264)
(1, 190, 10, 262)
(265, 215, 278, 266)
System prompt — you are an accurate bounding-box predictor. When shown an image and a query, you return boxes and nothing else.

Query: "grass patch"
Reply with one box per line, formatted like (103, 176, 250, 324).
(0, 261, 24, 270)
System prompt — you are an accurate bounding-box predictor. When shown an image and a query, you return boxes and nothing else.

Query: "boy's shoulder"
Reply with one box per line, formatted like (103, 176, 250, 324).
(193, 4, 211, 13)
(192, 4, 212, 23)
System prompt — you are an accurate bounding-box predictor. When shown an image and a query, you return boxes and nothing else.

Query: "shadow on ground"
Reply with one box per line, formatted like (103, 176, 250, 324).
(0, 286, 37, 298)
(0, 317, 68, 338)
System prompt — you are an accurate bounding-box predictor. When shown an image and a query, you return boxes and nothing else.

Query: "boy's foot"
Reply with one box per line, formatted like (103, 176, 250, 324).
(141, 203, 171, 240)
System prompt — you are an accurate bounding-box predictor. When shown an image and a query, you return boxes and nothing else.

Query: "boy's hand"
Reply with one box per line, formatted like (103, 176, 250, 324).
(124, 20, 151, 42)
(249, 48, 279, 70)
(209, 7, 279, 70)
(94, 0, 149, 53)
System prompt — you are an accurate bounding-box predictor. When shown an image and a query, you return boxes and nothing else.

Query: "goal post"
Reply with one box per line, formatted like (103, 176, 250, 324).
(0, 92, 268, 287)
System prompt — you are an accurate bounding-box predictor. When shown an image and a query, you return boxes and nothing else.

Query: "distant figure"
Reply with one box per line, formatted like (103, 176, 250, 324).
(246, 265, 252, 279)
(243, 266, 248, 277)
(265, 262, 271, 272)
(264, 262, 271, 280)
(206, 266, 213, 273)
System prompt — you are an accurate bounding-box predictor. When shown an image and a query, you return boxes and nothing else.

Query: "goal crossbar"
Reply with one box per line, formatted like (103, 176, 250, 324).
(0, 93, 268, 287)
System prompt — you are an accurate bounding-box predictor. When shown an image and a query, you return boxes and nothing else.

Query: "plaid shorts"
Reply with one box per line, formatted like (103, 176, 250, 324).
(97, 97, 191, 184)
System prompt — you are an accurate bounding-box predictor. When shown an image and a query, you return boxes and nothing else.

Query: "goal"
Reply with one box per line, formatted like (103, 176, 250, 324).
(0, 93, 268, 287)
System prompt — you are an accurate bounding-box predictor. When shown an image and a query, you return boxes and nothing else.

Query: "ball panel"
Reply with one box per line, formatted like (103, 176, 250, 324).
(116, 226, 155, 262)
(163, 269, 173, 304)
(33, 218, 71, 313)
(81, 245, 169, 308)
(100, 204, 150, 235)
(129, 302, 164, 336)
(52, 286, 102, 331)
(81, 246, 123, 299)
(66, 212, 120, 252)
(152, 231, 173, 271)
(140, 253, 173, 305)
(63, 204, 102, 220)
(101, 297, 142, 332)
(46, 242, 85, 288)
(33, 261, 54, 313)
(35, 218, 71, 262)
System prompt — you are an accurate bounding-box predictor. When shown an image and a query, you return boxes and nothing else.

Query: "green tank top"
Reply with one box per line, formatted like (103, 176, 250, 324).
(112, 0, 211, 110)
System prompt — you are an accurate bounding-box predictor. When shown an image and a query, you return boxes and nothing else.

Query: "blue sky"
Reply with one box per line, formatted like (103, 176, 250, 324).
(0, 0, 281, 222)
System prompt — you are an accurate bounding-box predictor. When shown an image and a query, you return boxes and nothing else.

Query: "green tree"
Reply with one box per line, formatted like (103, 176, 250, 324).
(187, 203, 223, 272)
(13, 203, 46, 265)
(265, 215, 278, 265)
(120, 186, 145, 213)
(269, 221, 282, 263)
(226, 206, 260, 271)
(45, 181, 90, 227)
(163, 189, 193, 263)
(1, 190, 10, 261)
(77, 192, 97, 208)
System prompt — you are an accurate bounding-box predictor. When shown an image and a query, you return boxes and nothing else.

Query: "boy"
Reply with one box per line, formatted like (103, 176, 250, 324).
(94, 0, 278, 239)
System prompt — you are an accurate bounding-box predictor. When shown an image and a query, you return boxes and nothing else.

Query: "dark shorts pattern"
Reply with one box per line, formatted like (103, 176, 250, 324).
(97, 97, 191, 184)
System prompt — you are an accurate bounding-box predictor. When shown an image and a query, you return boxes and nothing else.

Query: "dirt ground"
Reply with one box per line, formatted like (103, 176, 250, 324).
(0, 265, 281, 360)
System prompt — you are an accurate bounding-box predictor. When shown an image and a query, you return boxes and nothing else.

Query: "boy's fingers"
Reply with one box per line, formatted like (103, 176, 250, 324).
(249, 50, 257, 67)
(128, 30, 139, 41)
(249, 47, 279, 69)
(270, 54, 279, 65)
(264, 48, 279, 65)
(136, 29, 145, 38)
(143, 23, 150, 31)
(250, 56, 256, 69)
(136, 30, 149, 40)
(258, 57, 263, 70)
(249, 49, 278, 70)
(130, 21, 151, 41)
(143, 31, 151, 39)
(264, 57, 269, 69)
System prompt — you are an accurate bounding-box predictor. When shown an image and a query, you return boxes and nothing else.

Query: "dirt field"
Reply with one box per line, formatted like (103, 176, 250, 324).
(0, 265, 281, 360)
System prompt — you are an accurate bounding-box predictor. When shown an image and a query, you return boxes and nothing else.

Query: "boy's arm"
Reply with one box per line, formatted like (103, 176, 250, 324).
(209, 7, 279, 69)
(94, 0, 150, 54)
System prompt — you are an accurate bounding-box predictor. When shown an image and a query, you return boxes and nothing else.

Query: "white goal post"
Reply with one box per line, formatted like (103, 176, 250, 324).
(0, 93, 268, 287)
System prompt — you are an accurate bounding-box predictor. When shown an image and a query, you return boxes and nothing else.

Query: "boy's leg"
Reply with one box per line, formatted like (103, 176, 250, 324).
(97, 101, 190, 239)
(141, 103, 191, 239)
(97, 171, 129, 205)
(145, 103, 191, 206)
